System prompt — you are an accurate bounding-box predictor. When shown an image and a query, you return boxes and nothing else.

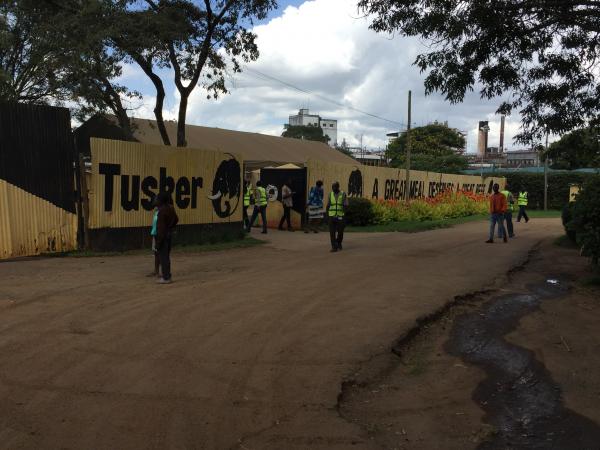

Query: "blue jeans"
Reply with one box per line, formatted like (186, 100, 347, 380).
(497, 211, 514, 238)
(489, 213, 507, 241)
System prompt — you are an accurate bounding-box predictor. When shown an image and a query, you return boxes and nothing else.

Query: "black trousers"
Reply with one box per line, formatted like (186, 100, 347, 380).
(248, 205, 267, 232)
(517, 205, 529, 222)
(329, 217, 345, 249)
(158, 235, 172, 280)
(279, 206, 292, 229)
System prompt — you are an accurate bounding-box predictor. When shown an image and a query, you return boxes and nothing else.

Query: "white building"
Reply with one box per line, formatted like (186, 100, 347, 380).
(287, 108, 338, 147)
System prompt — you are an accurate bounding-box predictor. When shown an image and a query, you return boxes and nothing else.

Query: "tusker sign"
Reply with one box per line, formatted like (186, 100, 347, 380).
(89, 138, 242, 229)
(307, 160, 505, 204)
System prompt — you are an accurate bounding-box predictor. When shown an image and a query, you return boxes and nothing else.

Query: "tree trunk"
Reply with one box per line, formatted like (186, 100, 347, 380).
(177, 92, 189, 147)
(153, 82, 171, 146)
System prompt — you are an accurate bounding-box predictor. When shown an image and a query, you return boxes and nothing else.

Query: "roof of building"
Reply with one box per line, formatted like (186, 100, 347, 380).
(75, 115, 356, 168)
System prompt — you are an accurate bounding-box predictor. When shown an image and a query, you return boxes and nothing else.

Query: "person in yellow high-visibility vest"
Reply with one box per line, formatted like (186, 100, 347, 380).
(246, 180, 268, 234)
(516, 188, 530, 223)
(242, 176, 253, 230)
(326, 181, 348, 252)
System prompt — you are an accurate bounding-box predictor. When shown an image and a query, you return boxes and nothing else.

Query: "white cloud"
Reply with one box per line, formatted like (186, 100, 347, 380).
(121, 0, 533, 153)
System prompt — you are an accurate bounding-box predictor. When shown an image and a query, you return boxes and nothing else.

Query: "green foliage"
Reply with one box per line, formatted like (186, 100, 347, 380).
(345, 198, 375, 226)
(282, 125, 330, 144)
(387, 124, 468, 173)
(358, 0, 600, 143)
(2, 0, 277, 146)
(568, 178, 600, 265)
(495, 172, 600, 210)
(547, 128, 600, 170)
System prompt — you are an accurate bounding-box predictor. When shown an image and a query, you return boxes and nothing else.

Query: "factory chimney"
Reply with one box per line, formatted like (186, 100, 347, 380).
(499, 115, 505, 152)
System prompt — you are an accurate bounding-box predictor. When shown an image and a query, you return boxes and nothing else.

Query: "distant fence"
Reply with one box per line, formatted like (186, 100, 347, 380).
(306, 160, 506, 203)
(86, 138, 243, 251)
(0, 103, 77, 259)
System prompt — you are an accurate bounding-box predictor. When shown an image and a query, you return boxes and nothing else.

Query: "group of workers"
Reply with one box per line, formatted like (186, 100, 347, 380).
(244, 178, 348, 252)
(148, 179, 527, 284)
(487, 182, 530, 243)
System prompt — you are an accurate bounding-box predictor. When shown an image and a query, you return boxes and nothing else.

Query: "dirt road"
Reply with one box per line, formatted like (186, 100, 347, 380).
(0, 219, 562, 449)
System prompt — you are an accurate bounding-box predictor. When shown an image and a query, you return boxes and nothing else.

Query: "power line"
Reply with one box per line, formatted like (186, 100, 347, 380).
(239, 66, 406, 128)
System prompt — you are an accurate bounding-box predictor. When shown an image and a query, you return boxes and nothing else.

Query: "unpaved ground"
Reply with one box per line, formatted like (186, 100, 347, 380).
(0, 219, 563, 449)
(340, 235, 600, 449)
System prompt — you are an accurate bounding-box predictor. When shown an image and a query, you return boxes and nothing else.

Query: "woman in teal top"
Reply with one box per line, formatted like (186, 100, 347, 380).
(149, 207, 160, 277)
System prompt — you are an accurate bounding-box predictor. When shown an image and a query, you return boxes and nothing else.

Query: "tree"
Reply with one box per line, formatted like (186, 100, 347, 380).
(282, 124, 330, 143)
(386, 124, 468, 173)
(111, 0, 277, 146)
(358, 0, 600, 143)
(546, 128, 600, 170)
(0, 1, 139, 137)
(0, 3, 69, 103)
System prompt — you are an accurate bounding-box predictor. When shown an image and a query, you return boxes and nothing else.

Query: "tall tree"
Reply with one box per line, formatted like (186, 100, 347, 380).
(0, 0, 139, 137)
(282, 124, 330, 143)
(359, 0, 600, 143)
(0, 2, 68, 103)
(386, 124, 468, 173)
(113, 0, 277, 146)
(546, 128, 600, 170)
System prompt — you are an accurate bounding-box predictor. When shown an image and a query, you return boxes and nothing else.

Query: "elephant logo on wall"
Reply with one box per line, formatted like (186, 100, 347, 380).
(348, 168, 363, 197)
(208, 155, 241, 218)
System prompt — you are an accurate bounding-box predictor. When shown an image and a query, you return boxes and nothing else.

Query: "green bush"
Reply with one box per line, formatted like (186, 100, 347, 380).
(568, 177, 600, 265)
(561, 203, 577, 242)
(494, 172, 600, 210)
(345, 197, 375, 226)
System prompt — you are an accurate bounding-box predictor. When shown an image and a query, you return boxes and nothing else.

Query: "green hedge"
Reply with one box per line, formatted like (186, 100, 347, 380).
(495, 172, 600, 210)
(345, 198, 375, 226)
(566, 177, 600, 266)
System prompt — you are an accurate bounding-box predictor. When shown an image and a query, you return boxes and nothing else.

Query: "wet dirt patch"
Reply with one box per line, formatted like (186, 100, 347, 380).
(446, 277, 600, 449)
(339, 240, 600, 450)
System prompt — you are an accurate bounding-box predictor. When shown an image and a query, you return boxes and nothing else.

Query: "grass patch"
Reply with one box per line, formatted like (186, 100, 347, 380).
(44, 236, 264, 258)
(346, 214, 487, 233)
(526, 209, 562, 218)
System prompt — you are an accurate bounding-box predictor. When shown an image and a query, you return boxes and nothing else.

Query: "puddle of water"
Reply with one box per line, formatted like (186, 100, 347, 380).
(446, 278, 600, 449)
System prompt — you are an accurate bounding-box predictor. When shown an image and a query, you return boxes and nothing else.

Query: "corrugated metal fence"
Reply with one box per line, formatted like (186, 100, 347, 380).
(0, 103, 78, 259)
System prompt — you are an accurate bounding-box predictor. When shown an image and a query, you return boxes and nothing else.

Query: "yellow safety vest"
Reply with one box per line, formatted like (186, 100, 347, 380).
(501, 190, 513, 211)
(518, 191, 528, 206)
(256, 186, 268, 206)
(244, 185, 251, 207)
(328, 191, 345, 218)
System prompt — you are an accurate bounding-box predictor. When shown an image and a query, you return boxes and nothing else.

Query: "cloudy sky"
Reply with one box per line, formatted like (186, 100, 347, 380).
(119, 0, 525, 153)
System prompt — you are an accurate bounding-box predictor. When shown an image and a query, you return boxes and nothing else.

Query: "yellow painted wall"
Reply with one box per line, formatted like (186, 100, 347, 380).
(0, 179, 77, 259)
(89, 139, 243, 229)
(306, 160, 505, 203)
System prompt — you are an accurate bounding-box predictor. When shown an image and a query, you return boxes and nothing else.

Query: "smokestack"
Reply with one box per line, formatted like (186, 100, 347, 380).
(499, 115, 505, 153)
(478, 121, 489, 157)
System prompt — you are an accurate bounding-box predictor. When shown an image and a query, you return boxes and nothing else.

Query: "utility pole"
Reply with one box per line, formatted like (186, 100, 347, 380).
(544, 133, 549, 211)
(405, 90, 412, 202)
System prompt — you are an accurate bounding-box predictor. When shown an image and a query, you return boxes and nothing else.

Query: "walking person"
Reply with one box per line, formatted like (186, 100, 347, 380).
(147, 202, 161, 278)
(305, 180, 324, 233)
(243, 176, 253, 230)
(516, 187, 530, 223)
(247, 180, 268, 234)
(486, 183, 508, 244)
(155, 192, 179, 284)
(327, 181, 348, 252)
(498, 183, 515, 239)
(278, 179, 295, 231)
